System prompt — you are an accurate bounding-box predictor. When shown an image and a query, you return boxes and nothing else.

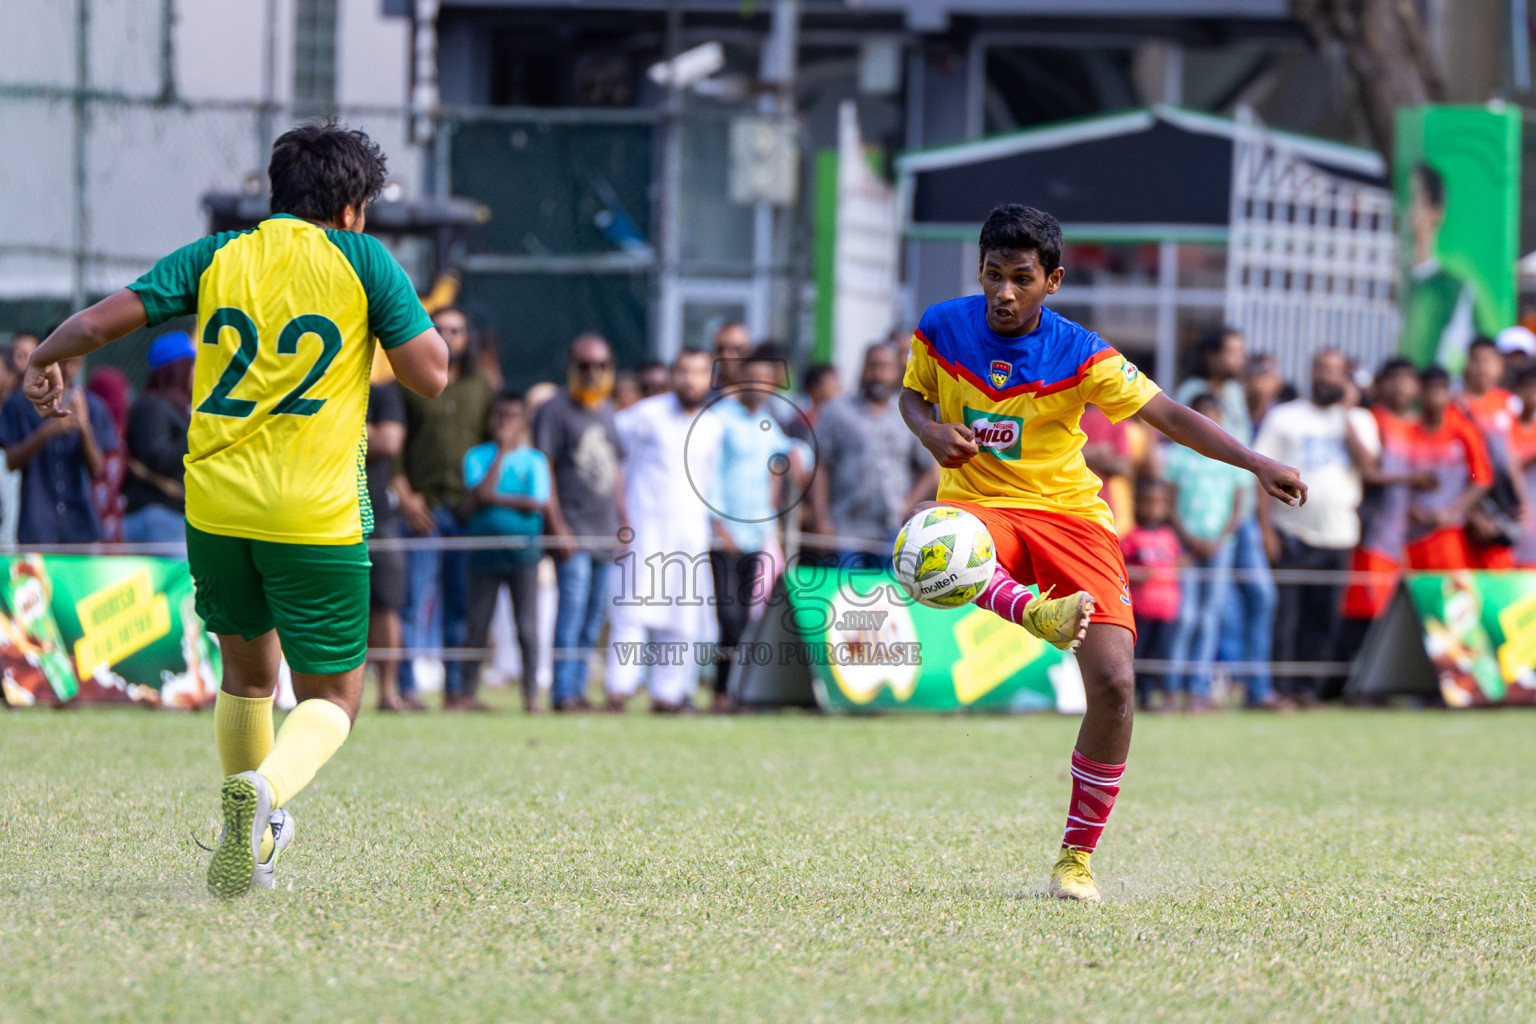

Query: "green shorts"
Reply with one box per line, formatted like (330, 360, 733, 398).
(186, 524, 371, 675)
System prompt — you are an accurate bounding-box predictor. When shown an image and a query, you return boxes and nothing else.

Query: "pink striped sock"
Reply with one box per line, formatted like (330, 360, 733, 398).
(972, 565, 1034, 626)
(1061, 749, 1126, 853)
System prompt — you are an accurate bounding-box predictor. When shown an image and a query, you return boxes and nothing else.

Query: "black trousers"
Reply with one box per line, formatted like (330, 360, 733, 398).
(1132, 615, 1177, 705)
(709, 549, 775, 696)
(464, 562, 541, 700)
(1272, 535, 1350, 701)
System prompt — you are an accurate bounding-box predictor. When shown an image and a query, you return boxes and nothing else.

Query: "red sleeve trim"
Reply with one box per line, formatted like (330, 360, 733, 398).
(911, 331, 1117, 402)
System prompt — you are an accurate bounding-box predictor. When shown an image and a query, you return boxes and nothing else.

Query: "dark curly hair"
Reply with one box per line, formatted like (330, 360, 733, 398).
(978, 203, 1063, 275)
(268, 120, 387, 223)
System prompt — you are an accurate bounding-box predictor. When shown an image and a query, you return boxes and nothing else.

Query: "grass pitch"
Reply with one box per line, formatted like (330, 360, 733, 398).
(3, 702, 1535, 1023)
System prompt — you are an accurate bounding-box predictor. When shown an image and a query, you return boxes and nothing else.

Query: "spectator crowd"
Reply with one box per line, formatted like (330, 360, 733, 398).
(5, 310, 1536, 714)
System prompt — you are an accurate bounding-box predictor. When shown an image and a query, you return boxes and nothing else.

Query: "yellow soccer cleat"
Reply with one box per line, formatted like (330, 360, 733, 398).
(1049, 847, 1101, 903)
(1021, 588, 1095, 652)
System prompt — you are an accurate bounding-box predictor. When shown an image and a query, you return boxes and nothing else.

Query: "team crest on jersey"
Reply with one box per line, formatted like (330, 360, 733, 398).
(1123, 361, 1140, 382)
(989, 359, 1012, 389)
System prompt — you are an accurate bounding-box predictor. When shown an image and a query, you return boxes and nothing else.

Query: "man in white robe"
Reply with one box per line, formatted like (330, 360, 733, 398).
(605, 348, 721, 711)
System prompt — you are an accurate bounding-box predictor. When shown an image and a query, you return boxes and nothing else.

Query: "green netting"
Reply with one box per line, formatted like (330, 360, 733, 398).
(448, 116, 657, 380)
(449, 118, 655, 256)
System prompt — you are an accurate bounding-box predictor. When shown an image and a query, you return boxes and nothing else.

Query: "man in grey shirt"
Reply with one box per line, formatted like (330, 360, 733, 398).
(535, 333, 625, 711)
(809, 341, 938, 568)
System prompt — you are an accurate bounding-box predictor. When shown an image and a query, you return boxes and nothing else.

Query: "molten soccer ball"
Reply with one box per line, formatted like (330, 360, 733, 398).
(891, 506, 997, 609)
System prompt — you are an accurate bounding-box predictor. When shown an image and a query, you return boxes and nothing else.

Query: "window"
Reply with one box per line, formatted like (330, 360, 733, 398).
(294, 0, 338, 111)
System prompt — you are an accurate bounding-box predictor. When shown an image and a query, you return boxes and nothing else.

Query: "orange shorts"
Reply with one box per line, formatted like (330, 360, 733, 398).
(1406, 527, 1472, 571)
(1341, 547, 1400, 620)
(1468, 539, 1516, 571)
(947, 502, 1136, 638)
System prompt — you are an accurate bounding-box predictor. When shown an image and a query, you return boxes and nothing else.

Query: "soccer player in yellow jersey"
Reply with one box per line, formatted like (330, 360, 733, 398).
(900, 205, 1307, 901)
(22, 122, 450, 898)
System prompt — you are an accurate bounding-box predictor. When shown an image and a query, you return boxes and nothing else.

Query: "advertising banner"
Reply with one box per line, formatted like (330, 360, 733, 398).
(1347, 571, 1536, 707)
(733, 569, 1085, 714)
(0, 554, 221, 709)
(1394, 105, 1522, 374)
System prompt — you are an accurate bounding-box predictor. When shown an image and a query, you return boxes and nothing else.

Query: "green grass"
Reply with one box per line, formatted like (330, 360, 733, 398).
(3, 703, 1535, 1023)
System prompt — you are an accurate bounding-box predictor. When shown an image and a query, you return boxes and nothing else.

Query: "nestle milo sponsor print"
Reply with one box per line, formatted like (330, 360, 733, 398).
(962, 407, 1024, 460)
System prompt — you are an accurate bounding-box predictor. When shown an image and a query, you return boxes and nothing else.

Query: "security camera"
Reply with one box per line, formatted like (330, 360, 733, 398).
(648, 42, 726, 90)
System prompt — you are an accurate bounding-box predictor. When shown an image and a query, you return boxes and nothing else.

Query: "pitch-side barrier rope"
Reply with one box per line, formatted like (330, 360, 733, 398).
(0, 534, 1419, 675)
(0, 534, 1416, 587)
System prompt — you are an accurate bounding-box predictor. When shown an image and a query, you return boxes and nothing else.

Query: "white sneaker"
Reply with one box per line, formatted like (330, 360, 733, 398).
(252, 808, 295, 890)
(207, 771, 272, 899)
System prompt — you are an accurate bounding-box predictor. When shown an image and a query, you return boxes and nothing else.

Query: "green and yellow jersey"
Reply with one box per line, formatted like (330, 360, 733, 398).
(128, 214, 432, 545)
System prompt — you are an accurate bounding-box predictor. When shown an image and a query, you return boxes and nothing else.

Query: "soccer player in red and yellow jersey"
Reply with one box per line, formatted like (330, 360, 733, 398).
(899, 205, 1306, 901)
(22, 122, 450, 898)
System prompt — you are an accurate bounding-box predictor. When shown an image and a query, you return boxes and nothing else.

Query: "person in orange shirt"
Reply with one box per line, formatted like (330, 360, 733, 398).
(1509, 364, 1536, 567)
(1459, 336, 1523, 569)
(1406, 367, 1494, 570)
(1338, 360, 1438, 665)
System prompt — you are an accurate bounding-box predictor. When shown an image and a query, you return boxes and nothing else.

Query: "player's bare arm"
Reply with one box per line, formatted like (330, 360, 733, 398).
(898, 386, 977, 468)
(24, 289, 149, 417)
(1138, 392, 1307, 507)
(384, 327, 450, 398)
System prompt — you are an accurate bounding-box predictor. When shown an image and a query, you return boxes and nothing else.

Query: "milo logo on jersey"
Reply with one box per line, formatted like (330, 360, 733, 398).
(962, 406, 1024, 460)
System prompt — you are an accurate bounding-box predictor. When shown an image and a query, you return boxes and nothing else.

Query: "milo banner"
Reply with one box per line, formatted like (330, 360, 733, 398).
(1348, 571, 1536, 707)
(1394, 105, 1522, 374)
(732, 569, 1085, 714)
(0, 554, 221, 709)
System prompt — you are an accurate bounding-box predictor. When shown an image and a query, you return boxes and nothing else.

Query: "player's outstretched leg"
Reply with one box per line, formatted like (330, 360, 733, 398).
(253, 689, 356, 813)
(973, 566, 1093, 651)
(1049, 622, 1135, 902)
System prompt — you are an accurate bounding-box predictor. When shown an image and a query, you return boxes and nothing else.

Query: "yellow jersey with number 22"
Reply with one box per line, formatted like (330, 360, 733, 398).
(128, 214, 432, 545)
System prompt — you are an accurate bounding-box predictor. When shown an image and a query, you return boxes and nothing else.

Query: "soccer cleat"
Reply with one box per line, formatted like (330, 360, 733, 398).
(207, 771, 272, 899)
(252, 808, 295, 890)
(1021, 588, 1095, 652)
(1048, 847, 1101, 903)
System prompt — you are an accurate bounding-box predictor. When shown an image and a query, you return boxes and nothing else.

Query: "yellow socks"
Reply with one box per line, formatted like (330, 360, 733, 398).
(215, 691, 275, 777)
(255, 698, 353, 809)
(214, 691, 278, 859)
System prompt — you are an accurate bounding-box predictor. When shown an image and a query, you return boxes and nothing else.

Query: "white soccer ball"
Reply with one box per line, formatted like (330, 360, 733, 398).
(891, 506, 997, 609)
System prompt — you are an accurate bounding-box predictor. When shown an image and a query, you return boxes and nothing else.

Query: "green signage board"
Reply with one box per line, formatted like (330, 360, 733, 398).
(0, 554, 221, 709)
(744, 568, 1082, 714)
(1402, 571, 1536, 707)
(1348, 571, 1536, 707)
(1394, 105, 1522, 373)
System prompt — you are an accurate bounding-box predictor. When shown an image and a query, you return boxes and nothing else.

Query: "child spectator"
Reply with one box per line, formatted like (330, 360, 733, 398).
(1120, 479, 1181, 709)
(461, 392, 549, 713)
(1162, 392, 1244, 711)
